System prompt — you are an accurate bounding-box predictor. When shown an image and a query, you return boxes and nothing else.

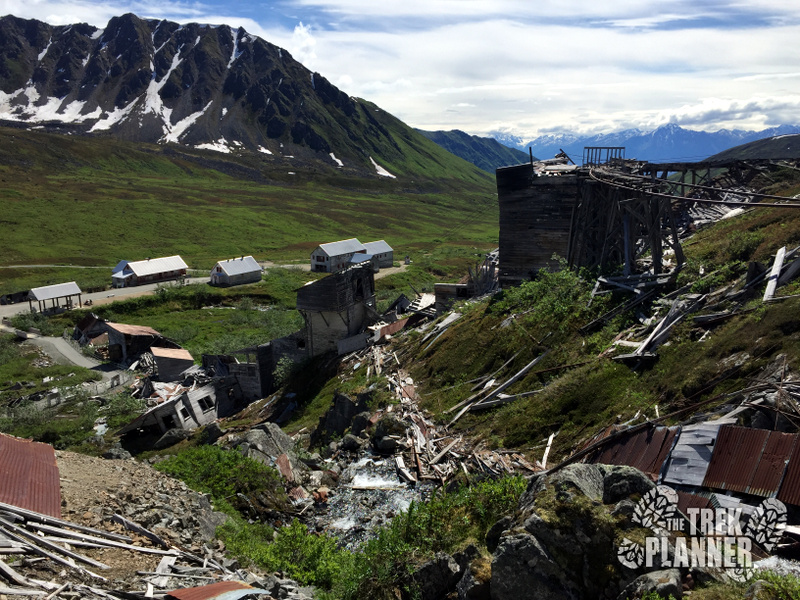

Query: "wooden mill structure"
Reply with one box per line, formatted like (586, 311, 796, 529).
(496, 150, 794, 288)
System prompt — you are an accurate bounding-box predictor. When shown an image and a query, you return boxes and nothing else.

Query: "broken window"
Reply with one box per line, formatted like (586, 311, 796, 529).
(180, 408, 190, 421)
(198, 396, 215, 412)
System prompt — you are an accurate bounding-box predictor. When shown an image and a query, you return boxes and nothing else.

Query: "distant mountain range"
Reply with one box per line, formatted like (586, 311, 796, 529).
(416, 129, 532, 172)
(0, 14, 490, 183)
(491, 123, 800, 164)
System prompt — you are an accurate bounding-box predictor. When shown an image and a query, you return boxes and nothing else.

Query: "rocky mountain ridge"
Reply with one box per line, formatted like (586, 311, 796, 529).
(0, 13, 464, 178)
(416, 128, 532, 172)
(492, 123, 800, 163)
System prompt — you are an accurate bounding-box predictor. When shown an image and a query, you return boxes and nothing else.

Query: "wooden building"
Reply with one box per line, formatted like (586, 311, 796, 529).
(105, 322, 180, 365)
(364, 240, 394, 268)
(112, 255, 188, 288)
(151, 347, 195, 382)
(210, 256, 262, 286)
(497, 163, 579, 287)
(296, 264, 377, 357)
(310, 238, 367, 273)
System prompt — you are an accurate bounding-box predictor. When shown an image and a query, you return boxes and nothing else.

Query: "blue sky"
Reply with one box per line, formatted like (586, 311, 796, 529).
(2, 0, 800, 140)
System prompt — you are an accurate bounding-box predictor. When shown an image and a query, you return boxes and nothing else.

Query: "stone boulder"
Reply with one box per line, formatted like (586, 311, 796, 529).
(617, 569, 682, 600)
(490, 464, 658, 600)
(236, 422, 308, 481)
(153, 428, 191, 449)
(598, 465, 655, 504)
(411, 552, 461, 600)
(372, 414, 408, 454)
(311, 392, 369, 445)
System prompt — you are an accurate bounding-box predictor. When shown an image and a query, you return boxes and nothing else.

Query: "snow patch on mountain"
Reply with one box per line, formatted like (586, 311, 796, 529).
(329, 152, 343, 167)
(163, 101, 212, 144)
(89, 98, 138, 132)
(38, 38, 52, 61)
(370, 157, 395, 178)
(196, 138, 232, 153)
(227, 29, 243, 69)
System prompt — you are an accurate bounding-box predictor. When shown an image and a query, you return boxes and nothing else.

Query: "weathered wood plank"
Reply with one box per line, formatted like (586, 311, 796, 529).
(764, 246, 787, 301)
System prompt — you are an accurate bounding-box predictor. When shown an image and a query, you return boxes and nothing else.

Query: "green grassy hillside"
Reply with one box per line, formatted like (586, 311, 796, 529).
(0, 126, 496, 293)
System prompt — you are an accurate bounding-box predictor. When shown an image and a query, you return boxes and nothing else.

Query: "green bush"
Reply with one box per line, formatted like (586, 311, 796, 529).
(756, 570, 800, 600)
(489, 258, 602, 336)
(153, 445, 287, 514)
(218, 475, 525, 599)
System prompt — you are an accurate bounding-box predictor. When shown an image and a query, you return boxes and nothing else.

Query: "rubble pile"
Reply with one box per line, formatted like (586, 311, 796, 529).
(0, 451, 312, 599)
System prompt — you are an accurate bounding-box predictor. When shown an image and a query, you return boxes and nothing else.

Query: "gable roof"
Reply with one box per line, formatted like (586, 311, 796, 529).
(119, 255, 188, 277)
(29, 281, 82, 302)
(364, 240, 393, 254)
(214, 256, 261, 276)
(315, 238, 364, 257)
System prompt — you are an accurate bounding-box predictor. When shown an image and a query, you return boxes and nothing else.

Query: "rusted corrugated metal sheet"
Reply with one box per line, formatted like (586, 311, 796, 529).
(588, 426, 678, 481)
(0, 433, 61, 518)
(777, 438, 800, 507)
(703, 426, 769, 493)
(750, 430, 796, 497)
(676, 490, 712, 516)
(167, 581, 269, 600)
(702, 425, 796, 497)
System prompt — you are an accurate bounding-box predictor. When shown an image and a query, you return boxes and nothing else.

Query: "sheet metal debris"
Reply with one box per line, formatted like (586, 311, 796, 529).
(167, 581, 269, 600)
(0, 433, 61, 518)
(702, 425, 796, 497)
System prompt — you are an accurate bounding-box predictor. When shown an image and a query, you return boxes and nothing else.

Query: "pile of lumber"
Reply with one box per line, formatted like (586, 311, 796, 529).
(0, 501, 235, 599)
(355, 346, 544, 487)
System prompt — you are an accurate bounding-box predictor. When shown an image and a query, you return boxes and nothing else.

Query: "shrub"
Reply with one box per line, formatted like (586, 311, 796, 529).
(153, 445, 287, 514)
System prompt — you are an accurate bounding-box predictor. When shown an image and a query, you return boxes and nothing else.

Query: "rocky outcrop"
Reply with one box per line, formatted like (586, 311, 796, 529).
(311, 392, 370, 446)
(491, 464, 659, 600)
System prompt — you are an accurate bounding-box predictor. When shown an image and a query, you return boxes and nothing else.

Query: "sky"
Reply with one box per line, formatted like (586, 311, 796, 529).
(2, 0, 800, 140)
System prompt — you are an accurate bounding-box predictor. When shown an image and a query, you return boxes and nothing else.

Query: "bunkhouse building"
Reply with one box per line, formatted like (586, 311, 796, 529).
(112, 255, 188, 288)
(210, 256, 262, 286)
(364, 240, 394, 268)
(310, 238, 367, 273)
(310, 238, 394, 273)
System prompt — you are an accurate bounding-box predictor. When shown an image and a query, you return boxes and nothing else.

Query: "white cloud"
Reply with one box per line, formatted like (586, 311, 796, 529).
(289, 21, 317, 69)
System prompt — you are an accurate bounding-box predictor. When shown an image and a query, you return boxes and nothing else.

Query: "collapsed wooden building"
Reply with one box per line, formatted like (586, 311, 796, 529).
(496, 150, 784, 288)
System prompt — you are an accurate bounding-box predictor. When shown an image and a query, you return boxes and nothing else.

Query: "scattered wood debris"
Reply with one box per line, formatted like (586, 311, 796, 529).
(0, 500, 239, 598)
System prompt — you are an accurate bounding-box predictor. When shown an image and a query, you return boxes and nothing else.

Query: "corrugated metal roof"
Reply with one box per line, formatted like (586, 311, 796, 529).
(151, 347, 194, 361)
(662, 421, 727, 487)
(675, 490, 713, 516)
(29, 281, 82, 302)
(316, 238, 364, 257)
(702, 425, 796, 497)
(777, 437, 800, 507)
(0, 433, 61, 518)
(349, 253, 374, 264)
(167, 581, 269, 600)
(364, 240, 393, 254)
(124, 255, 188, 277)
(106, 322, 161, 337)
(588, 425, 678, 481)
(751, 430, 796, 497)
(703, 425, 768, 493)
(214, 256, 261, 277)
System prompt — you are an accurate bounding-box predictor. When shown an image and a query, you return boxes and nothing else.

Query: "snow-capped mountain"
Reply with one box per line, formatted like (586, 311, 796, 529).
(0, 13, 437, 174)
(493, 123, 800, 163)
